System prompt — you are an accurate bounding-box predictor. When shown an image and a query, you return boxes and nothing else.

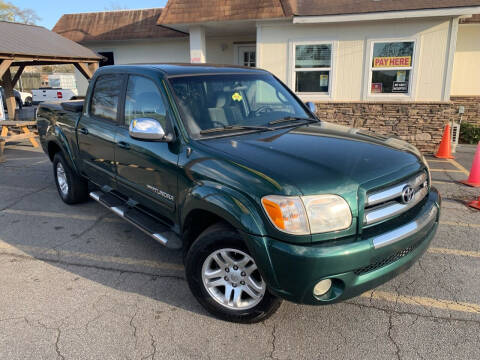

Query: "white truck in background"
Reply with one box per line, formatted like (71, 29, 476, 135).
(32, 74, 78, 105)
(32, 88, 78, 104)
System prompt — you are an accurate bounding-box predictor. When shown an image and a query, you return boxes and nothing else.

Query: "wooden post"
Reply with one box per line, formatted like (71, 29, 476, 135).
(1, 68, 16, 121)
(11, 65, 25, 87)
(0, 59, 13, 78)
(74, 62, 94, 80)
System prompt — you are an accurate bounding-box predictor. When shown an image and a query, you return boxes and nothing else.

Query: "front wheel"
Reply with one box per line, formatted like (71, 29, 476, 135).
(185, 223, 282, 323)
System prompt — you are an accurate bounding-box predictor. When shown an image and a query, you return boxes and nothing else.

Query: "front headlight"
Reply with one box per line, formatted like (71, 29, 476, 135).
(261, 194, 352, 235)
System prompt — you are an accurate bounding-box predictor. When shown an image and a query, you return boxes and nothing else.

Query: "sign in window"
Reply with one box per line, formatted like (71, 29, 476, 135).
(371, 41, 414, 95)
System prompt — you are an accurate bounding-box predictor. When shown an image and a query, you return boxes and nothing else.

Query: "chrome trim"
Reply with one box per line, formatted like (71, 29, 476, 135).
(365, 187, 428, 225)
(89, 191, 101, 202)
(366, 172, 427, 207)
(152, 233, 168, 246)
(372, 205, 438, 249)
(89, 192, 170, 247)
(111, 206, 125, 217)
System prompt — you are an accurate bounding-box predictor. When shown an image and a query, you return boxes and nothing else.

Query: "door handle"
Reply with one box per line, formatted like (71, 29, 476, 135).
(117, 141, 130, 150)
(79, 127, 89, 135)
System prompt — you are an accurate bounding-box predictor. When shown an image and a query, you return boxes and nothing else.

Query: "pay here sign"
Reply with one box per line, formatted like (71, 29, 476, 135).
(373, 56, 411, 68)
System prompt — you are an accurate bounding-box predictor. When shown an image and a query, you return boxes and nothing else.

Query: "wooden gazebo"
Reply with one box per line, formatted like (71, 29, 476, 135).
(0, 21, 101, 121)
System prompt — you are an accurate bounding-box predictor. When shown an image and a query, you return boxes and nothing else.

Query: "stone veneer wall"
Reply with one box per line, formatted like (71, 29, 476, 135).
(314, 102, 458, 154)
(450, 96, 480, 126)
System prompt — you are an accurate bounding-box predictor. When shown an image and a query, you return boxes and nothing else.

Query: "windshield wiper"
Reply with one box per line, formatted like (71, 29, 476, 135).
(200, 125, 272, 135)
(268, 116, 318, 126)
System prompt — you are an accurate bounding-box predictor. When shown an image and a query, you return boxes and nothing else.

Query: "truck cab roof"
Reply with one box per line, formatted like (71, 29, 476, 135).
(96, 63, 269, 77)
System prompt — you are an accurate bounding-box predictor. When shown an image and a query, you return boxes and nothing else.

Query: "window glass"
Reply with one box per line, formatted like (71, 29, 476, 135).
(90, 75, 122, 121)
(170, 74, 310, 138)
(124, 76, 167, 127)
(294, 44, 332, 94)
(371, 41, 414, 94)
(295, 44, 331, 68)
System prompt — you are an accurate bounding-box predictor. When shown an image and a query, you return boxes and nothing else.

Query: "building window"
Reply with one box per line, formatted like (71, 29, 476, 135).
(370, 41, 414, 95)
(98, 51, 114, 67)
(294, 43, 332, 95)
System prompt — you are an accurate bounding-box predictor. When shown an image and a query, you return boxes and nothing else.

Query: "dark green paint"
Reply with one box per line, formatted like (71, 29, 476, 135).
(37, 64, 440, 305)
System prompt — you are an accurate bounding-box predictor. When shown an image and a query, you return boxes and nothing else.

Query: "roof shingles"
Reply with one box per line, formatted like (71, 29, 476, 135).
(53, 8, 186, 43)
(157, 0, 480, 24)
(157, 0, 287, 24)
(0, 21, 100, 60)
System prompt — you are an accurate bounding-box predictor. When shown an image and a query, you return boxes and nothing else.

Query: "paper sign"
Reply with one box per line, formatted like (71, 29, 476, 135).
(392, 81, 409, 93)
(319, 74, 329, 87)
(373, 56, 411, 68)
(371, 83, 383, 93)
(397, 70, 406, 82)
(0, 92, 5, 121)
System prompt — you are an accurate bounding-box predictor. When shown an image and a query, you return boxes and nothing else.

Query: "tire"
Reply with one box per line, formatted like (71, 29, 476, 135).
(53, 152, 88, 204)
(25, 97, 32, 106)
(185, 223, 282, 323)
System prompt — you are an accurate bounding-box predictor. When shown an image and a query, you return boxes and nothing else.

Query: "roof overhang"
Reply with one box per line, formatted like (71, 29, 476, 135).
(293, 6, 480, 24)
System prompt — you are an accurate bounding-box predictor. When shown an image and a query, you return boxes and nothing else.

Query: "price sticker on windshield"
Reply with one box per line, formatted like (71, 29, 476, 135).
(232, 92, 243, 102)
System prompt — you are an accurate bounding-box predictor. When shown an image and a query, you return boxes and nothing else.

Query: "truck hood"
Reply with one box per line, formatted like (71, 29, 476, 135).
(199, 122, 424, 197)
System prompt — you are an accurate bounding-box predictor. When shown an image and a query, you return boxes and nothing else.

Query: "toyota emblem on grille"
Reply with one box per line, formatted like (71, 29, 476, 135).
(401, 185, 415, 204)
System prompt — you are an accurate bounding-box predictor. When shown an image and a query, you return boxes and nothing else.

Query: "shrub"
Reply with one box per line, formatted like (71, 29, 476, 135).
(459, 123, 480, 144)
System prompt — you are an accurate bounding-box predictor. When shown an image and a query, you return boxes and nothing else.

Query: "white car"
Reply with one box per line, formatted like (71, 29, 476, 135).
(18, 91, 33, 106)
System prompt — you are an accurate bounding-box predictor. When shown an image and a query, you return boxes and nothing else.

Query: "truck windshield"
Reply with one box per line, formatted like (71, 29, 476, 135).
(169, 73, 312, 138)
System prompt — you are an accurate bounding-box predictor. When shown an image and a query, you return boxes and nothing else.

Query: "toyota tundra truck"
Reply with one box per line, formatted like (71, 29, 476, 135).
(36, 64, 440, 323)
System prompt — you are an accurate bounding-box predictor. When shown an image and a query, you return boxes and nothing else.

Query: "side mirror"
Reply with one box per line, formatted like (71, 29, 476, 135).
(305, 101, 316, 114)
(129, 118, 172, 141)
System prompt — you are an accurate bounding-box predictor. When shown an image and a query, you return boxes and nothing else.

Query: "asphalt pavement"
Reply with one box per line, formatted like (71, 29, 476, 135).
(0, 141, 479, 360)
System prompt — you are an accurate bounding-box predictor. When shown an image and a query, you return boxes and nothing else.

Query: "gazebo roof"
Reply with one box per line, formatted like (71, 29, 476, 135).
(0, 21, 101, 63)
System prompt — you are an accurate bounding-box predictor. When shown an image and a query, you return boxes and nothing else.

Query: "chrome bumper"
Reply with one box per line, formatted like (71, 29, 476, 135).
(371, 203, 438, 249)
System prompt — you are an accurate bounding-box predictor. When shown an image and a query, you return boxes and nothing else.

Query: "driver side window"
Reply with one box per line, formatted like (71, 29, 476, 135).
(124, 76, 167, 128)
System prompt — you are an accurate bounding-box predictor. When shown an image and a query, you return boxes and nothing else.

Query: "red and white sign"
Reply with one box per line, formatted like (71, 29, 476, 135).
(373, 56, 411, 68)
(371, 83, 383, 93)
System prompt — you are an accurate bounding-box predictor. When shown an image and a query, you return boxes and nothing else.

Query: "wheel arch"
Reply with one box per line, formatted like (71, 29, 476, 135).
(180, 183, 268, 251)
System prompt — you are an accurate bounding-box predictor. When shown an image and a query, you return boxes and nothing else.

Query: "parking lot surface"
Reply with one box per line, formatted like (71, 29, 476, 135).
(0, 143, 479, 360)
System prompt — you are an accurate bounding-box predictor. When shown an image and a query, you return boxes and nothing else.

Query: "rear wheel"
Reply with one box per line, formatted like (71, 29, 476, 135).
(53, 152, 88, 204)
(185, 223, 282, 323)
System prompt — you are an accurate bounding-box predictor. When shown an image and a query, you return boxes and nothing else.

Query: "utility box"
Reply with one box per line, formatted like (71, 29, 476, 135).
(451, 122, 460, 153)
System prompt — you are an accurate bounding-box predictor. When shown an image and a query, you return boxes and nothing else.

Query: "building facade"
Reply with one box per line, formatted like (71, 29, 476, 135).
(53, 1, 480, 153)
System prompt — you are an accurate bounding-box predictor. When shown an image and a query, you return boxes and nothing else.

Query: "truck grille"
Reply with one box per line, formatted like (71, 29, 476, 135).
(354, 242, 419, 276)
(364, 171, 428, 226)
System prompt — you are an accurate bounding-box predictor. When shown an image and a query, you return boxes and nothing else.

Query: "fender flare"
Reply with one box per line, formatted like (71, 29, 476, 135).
(47, 126, 79, 174)
(180, 181, 268, 237)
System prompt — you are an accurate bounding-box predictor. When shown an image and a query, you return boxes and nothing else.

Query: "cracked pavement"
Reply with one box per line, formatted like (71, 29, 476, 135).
(0, 143, 479, 359)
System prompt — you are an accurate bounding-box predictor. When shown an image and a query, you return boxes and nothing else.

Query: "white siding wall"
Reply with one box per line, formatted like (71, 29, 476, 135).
(451, 24, 480, 96)
(76, 39, 190, 95)
(76, 36, 256, 95)
(206, 37, 256, 64)
(258, 18, 452, 101)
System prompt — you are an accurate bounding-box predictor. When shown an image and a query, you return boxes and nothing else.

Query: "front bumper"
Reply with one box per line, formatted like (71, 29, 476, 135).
(246, 187, 440, 305)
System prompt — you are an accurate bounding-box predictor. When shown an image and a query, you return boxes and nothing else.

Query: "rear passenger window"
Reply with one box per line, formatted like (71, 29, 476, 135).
(124, 76, 167, 127)
(90, 75, 122, 122)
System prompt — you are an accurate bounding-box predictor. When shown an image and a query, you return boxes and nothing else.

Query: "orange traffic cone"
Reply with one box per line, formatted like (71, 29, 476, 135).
(460, 142, 480, 187)
(435, 124, 455, 159)
(466, 196, 480, 210)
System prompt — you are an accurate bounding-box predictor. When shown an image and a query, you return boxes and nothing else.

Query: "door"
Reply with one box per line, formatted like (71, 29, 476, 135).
(236, 45, 256, 67)
(115, 75, 179, 219)
(77, 74, 124, 188)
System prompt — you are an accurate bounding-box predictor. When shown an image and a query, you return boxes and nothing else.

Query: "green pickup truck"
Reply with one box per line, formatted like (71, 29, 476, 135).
(37, 64, 440, 323)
